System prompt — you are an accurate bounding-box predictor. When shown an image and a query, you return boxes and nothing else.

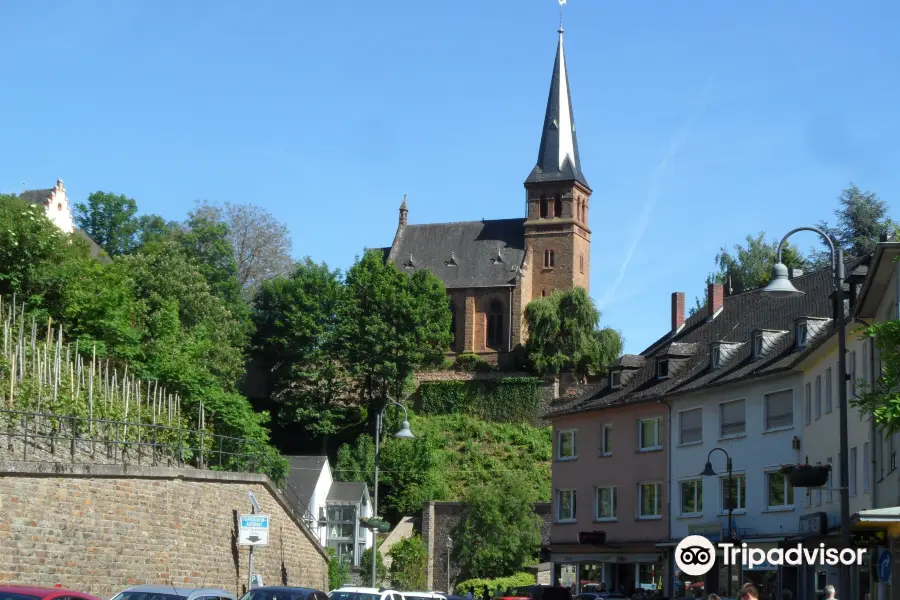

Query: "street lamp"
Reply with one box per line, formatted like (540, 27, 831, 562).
(763, 226, 850, 600)
(371, 401, 416, 587)
(700, 447, 735, 596)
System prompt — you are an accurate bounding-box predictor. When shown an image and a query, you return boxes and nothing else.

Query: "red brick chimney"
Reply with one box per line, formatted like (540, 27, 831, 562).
(671, 292, 685, 331)
(707, 283, 724, 319)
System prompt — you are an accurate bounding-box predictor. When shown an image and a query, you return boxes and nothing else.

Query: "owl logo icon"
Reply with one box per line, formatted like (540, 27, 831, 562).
(675, 535, 716, 577)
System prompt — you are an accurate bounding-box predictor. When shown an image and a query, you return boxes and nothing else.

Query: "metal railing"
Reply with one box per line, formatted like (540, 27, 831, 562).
(0, 408, 321, 536)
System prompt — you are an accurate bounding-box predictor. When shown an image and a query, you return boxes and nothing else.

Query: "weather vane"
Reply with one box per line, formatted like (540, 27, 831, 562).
(559, 0, 566, 30)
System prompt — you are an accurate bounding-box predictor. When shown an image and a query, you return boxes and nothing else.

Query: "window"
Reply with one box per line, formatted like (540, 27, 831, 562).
(486, 299, 504, 349)
(850, 350, 858, 396)
(850, 446, 858, 497)
(753, 332, 764, 359)
(541, 289, 547, 297)
(680, 479, 703, 516)
(805, 382, 812, 425)
(554, 197, 562, 218)
(327, 505, 357, 541)
(600, 424, 612, 456)
(540, 197, 549, 218)
(863, 342, 869, 385)
(639, 417, 662, 451)
(720, 399, 746, 437)
(710, 345, 722, 370)
(825, 368, 833, 413)
(766, 471, 794, 509)
(815, 376, 822, 420)
(449, 303, 458, 351)
(558, 429, 576, 460)
(797, 319, 809, 348)
(679, 408, 702, 445)
(610, 370, 622, 389)
(638, 482, 662, 518)
(657, 359, 670, 379)
(595, 486, 616, 520)
(721, 474, 746, 512)
(579, 254, 584, 273)
(544, 249, 555, 268)
(864, 442, 870, 492)
(891, 433, 897, 471)
(826, 457, 833, 503)
(57, 203, 62, 211)
(557, 489, 576, 522)
(764, 389, 793, 431)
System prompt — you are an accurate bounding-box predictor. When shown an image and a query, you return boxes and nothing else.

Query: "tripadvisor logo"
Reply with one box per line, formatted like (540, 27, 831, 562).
(674, 535, 867, 577)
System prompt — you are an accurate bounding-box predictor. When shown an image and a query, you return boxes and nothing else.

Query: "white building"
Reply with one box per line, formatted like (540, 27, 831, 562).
(19, 179, 108, 261)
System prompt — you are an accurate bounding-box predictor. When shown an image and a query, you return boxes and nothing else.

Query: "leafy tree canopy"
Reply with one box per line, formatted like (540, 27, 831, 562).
(388, 535, 428, 591)
(851, 319, 900, 434)
(815, 183, 898, 263)
(74, 191, 140, 256)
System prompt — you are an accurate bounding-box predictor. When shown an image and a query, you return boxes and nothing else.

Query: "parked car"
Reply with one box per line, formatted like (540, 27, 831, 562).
(402, 592, 446, 600)
(511, 587, 573, 600)
(239, 587, 328, 600)
(109, 585, 236, 600)
(328, 587, 404, 600)
(0, 585, 102, 600)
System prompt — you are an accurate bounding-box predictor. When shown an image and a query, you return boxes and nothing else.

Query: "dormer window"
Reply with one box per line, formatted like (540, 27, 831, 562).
(753, 332, 764, 359)
(610, 370, 622, 389)
(796, 319, 809, 349)
(710, 344, 722, 371)
(446, 252, 458, 267)
(657, 359, 670, 379)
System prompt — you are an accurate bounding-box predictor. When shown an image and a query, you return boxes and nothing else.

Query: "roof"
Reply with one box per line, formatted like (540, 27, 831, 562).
(19, 189, 54, 206)
(285, 455, 329, 506)
(388, 218, 526, 289)
(552, 256, 870, 416)
(524, 29, 589, 189)
(250, 587, 324, 594)
(854, 240, 900, 319)
(327, 481, 368, 503)
(121, 586, 235, 599)
(75, 228, 112, 264)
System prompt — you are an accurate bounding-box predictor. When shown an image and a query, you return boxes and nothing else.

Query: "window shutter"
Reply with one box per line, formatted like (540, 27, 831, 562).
(765, 389, 793, 429)
(720, 399, 745, 436)
(680, 408, 702, 444)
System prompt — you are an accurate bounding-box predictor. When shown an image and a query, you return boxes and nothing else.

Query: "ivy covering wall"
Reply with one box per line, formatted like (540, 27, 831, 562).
(418, 377, 542, 423)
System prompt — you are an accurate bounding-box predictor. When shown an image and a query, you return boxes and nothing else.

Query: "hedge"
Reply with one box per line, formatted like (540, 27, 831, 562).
(455, 573, 537, 596)
(418, 377, 542, 423)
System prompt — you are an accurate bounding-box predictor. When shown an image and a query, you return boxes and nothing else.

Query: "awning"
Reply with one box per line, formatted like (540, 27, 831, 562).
(853, 507, 900, 525)
(550, 552, 664, 563)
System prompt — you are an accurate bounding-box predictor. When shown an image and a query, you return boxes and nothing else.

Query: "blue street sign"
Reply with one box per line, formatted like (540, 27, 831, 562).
(878, 548, 892, 583)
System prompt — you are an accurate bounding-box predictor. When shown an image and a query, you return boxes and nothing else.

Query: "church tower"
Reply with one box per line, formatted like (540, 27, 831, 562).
(523, 25, 591, 300)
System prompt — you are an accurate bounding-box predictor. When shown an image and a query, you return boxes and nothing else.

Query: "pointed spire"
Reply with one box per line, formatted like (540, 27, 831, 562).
(399, 194, 408, 226)
(525, 26, 589, 189)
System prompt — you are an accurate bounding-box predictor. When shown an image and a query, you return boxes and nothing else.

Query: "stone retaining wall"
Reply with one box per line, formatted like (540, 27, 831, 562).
(0, 462, 329, 599)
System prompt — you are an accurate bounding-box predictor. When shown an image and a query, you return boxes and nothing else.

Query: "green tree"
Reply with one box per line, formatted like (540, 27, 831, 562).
(74, 191, 140, 256)
(813, 184, 897, 264)
(135, 214, 178, 248)
(690, 232, 808, 315)
(851, 320, 900, 433)
(451, 470, 542, 579)
(341, 250, 451, 414)
(579, 327, 625, 377)
(327, 548, 350, 591)
(360, 545, 388, 584)
(251, 259, 351, 437)
(388, 535, 428, 590)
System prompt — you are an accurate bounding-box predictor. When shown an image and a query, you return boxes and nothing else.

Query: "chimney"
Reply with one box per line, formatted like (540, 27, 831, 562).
(671, 292, 685, 331)
(707, 283, 724, 319)
(399, 194, 408, 226)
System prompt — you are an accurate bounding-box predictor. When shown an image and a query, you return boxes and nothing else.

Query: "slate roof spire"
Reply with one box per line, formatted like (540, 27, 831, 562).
(525, 25, 589, 189)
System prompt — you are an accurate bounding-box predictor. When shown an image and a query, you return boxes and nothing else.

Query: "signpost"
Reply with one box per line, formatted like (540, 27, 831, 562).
(878, 548, 892, 584)
(240, 491, 269, 593)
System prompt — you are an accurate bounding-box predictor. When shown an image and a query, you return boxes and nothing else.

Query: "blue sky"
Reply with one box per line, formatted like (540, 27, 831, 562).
(2, 1, 899, 354)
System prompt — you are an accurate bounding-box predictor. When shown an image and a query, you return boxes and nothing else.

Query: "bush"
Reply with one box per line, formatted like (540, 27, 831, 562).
(454, 573, 536, 596)
(327, 548, 349, 591)
(388, 535, 428, 590)
(452, 353, 494, 372)
(418, 378, 542, 423)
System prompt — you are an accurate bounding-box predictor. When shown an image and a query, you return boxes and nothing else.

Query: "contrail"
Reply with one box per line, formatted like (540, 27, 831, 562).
(598, 74, 716, 311)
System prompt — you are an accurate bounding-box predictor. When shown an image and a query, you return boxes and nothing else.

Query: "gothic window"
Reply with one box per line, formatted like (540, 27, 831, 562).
(486, 299, 504, 349)
(449, 302, 458, 351)
(580, 254, 584, 273)
(554, 197, 563, 218)
(544, 250, 555, 268)
(542, 290, 547, 297)
(540, 197, 549, 218)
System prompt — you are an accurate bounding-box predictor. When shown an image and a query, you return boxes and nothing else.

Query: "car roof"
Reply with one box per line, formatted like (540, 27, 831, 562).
(249, 589, 322, 594)
(121, 586, 236, 598)
(0, 586, 101, 598)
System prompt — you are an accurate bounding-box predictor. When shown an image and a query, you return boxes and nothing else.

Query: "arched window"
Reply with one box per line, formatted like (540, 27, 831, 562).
(544, 249, 555, 268)
(540, 197, 549, 218)
(579, 254, 584, 273)
(578, 200, 584, 222)
(554, 197, 563, 218)
(449, 302, 458, 350)
(486, 299, 504, 349)
(541, 289, 547, 297)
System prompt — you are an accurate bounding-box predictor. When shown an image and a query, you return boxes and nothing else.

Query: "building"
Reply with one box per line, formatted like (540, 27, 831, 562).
(548, 258, 869, 598)
(284, 456, 374, 568)
(19, 179, 108, 262)
(380, 26, 592, 367)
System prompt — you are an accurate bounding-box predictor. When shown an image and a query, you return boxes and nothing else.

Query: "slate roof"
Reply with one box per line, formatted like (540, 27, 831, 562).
(20, 188, 54, 206)
(552, 256, 871, 417)
(285, 455, 329, 506)
(388, 219, 526, 289)
(327, 481, 368, 503)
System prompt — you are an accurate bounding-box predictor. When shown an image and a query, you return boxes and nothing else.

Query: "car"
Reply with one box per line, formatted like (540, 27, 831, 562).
(328, 587, 404, 600)
(109, 585, 237, 600)
(402, 592, 447, 600)
(0, 585, 102, 600)
(510, 587, 572, 600)
(238, 587, 328, 600)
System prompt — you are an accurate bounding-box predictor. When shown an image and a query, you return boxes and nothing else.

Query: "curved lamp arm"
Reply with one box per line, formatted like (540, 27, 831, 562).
(775, 226, 843, 287)
(381, 401, 410, 421)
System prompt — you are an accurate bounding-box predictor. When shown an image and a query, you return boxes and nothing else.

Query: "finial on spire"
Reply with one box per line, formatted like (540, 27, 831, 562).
(558, 0, 567, 31)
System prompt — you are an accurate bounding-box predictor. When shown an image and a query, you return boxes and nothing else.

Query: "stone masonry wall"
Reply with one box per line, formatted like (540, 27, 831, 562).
(0, 462, 329, 599)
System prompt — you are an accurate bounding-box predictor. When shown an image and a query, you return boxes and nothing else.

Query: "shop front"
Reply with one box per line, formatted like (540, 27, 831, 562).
(550, 551, 667, 596)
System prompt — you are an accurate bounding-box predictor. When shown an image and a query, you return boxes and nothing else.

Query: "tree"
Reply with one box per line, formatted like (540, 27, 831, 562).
(327, 548, 350, 591)
(74, 191, 140, 256)
(341, 250, 451, 414)
(193, 200, 294, 296)
(451, 470, 542, 579)
(250, 259, 351, 437)
(814, 184, 897, 264)
(690, 232, 808, 315)
(388, 535, 428, 590)
(524, 287, 615, 381)
(360, 545, 388, 584)
(851, 320, 900, 433)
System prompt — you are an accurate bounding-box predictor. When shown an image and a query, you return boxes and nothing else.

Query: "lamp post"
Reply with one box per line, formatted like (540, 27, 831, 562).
(701, 448, 734, 596)
(447, 536, 453, 593)
(371, 401, 415, 588)
(763, 226, 850, 600)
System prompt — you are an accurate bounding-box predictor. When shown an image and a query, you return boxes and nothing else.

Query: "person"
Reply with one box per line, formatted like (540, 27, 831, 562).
(466, 589, 473, 600)
(482, 585, 490, 600)
(739, 584, 759, 600)
(707, 594, 721, 600)
(823, 585, 836, 600)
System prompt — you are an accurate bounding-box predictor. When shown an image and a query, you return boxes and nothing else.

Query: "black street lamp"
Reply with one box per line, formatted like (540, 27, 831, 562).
(701, 447, 735, 596)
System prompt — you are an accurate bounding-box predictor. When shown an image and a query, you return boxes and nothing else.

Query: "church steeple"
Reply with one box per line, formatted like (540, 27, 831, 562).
(525, 26, 589, 190)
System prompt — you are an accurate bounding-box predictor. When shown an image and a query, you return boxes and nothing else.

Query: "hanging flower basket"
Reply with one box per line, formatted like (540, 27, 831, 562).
(780, 464, 831, 487)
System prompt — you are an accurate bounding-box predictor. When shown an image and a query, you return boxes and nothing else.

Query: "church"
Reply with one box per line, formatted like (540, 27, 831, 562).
(382, 26, 592, 367)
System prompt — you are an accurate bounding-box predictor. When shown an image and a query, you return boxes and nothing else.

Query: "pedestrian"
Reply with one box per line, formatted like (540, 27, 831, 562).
(466, 588, 473, 600)
(738, 584, 759, 600)
(707, 594, 720, 600)
(823, 585, 836, 600)
(482, 585, 490, 600)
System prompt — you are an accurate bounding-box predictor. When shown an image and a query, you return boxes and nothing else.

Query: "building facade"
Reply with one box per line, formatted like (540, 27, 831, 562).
(19, 179, 108, 261)
(381, 27, 591, 366)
